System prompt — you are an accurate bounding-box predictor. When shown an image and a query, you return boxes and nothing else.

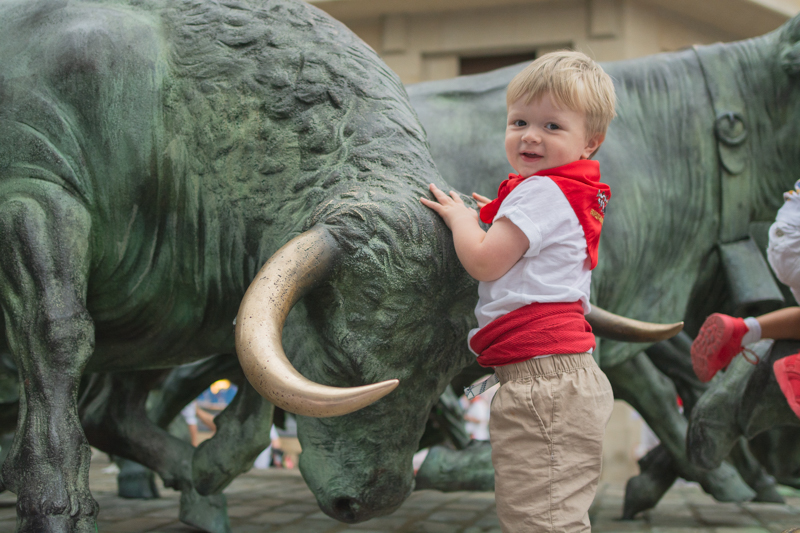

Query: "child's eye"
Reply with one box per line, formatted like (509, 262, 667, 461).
(545, 123, 560, 130)
(513, 120, 527, 127)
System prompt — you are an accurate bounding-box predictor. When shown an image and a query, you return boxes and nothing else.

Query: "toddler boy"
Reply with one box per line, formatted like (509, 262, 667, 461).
(692, 180, 800, 417)
(421, 51, 616, 532)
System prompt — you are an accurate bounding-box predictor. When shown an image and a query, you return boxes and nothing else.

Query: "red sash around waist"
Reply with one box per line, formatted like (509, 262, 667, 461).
(470, 301, 595, 367)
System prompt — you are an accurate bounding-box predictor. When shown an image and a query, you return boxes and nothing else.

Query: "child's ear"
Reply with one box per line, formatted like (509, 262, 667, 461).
(582, 134, 605, 159)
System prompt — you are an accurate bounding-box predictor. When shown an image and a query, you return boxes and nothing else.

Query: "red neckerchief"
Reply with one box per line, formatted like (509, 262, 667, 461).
(478, 159, 610, 269)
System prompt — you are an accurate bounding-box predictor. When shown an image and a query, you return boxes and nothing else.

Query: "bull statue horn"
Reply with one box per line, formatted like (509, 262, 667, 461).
(235, 226, 399, 417)
(587, 306, 683, 343)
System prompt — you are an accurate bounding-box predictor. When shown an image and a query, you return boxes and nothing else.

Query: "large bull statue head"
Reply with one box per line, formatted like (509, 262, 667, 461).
(237, 204, 479, 521)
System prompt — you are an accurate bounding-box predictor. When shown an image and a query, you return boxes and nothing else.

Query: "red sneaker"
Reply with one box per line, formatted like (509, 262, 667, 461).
(691, 313, 751, 382)
(774, 353, 800, 419)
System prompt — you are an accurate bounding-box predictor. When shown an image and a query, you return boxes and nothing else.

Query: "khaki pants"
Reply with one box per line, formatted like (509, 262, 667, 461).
(490, 353, 614, 533)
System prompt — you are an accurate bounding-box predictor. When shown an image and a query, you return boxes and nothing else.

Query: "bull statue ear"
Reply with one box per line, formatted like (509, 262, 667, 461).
(781, 13, 800, 76)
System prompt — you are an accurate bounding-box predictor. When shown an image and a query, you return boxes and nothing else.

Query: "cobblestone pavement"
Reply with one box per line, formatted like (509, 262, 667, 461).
(0, 452, 799, 532)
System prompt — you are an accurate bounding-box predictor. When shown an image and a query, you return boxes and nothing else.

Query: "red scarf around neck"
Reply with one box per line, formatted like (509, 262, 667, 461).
(479, 160, 611, 269)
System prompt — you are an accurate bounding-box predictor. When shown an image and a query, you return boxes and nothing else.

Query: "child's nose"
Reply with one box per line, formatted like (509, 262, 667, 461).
(522, 128, 540, 143)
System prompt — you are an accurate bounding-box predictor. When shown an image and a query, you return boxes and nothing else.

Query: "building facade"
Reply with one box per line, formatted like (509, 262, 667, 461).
(310, 0, 800, 83)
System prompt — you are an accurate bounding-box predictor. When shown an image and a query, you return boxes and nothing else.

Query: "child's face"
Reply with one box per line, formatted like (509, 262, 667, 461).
(505, 93, 603, 177)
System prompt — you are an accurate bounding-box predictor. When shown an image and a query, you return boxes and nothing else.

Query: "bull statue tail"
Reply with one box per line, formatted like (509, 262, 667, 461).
(235, 226, 399, 417)
(587, 307, 683, 343)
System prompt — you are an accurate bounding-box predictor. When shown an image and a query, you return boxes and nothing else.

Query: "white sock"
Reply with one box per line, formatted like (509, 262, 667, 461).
(741, 317, 762, 346)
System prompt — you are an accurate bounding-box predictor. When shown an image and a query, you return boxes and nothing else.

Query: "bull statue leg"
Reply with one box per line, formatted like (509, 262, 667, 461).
(191, 376, 274, 496)
(644, 334, 782, 504)
(749, 427, 800, 488)
(108, 354, 242, 501)
(604, 352, 755, 513)
(149, 354, 243, 429)
(146, 354, 274, 498)
(687, 340, 800, 469)
(79, 370, 231, 533)
(115, 458, 159, 500)
(0, 189, 97, 532)
(622, 444, 679, 519)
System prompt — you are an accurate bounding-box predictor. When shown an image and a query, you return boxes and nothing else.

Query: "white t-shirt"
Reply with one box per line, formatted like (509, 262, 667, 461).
(468, 176, 593, 351)
(768, 187, 800, 302)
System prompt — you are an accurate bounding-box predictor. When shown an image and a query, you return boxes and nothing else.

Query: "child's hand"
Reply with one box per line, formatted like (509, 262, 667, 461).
(472, 193, 492, 209)
(420, 183, 479, 229)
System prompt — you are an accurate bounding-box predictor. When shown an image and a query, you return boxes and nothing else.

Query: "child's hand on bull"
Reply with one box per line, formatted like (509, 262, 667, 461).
(421, 183, 529, 282)
(420, 183, 480, 230)
(472, 192, 492, 209)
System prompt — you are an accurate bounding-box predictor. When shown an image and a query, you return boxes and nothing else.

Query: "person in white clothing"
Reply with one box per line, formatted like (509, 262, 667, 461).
(691, 180, 800, 418)
(421, 50, 616, 532)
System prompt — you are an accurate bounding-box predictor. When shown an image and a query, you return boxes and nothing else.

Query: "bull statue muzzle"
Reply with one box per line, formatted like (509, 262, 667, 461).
(236, 226, 682, 418)
(235, 226, 400, 417)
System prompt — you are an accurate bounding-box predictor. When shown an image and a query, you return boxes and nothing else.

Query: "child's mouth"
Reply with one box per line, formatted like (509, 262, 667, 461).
(520, 152, 542, 161)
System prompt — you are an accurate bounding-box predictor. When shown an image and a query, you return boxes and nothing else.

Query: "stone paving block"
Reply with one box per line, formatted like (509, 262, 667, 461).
(767, 520, 800, 531)
(472, 515, 501, 528)
(227, 524, 283, 533)
(276, 521, 341, 532)
(352, 516, 411, 530)
(743, 503, 799, 515)
(143, 507, 181, 520)
(405, 521, 462, 533)
(592, 519, 651, 531)
(250, 510, 305, 524)
(427, 510, 478, 523)
(594, 508, 628, 519)
(714, 527, 783, 533)
(146, 523, 205, 532)
(650, 527, 714, 533)
(384, 507, 426, 518)
(275, 502, 319, 513)
(308, 511, 341, 521)
(103, 516, 177, 532)
(650, 515, 705, 528)
(0, 517, 16, 531)
(444, 502, 490, 511)
(696, 511, 760, 527)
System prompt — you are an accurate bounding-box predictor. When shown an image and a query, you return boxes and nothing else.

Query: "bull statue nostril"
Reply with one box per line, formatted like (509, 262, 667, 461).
(332, 496, 361, 523)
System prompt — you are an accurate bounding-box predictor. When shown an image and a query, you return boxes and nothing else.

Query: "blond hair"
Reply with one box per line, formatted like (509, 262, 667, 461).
(506, 50, 616, 139)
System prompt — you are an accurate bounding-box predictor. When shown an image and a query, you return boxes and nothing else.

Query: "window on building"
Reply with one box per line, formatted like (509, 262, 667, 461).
(459, 51, 538, 76)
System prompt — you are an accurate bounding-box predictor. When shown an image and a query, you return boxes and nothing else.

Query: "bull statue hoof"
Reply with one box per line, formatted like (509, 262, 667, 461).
(687, 340, 773, 469)
(415, 440, 494, 492)
(727, 438, 784, 504)
(17, 515, 97, 533)
(751, 475, 784, 503)
(179, 489, 231, 533)
(116, 458, 160, 500)
(622, 445, 678, 519)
